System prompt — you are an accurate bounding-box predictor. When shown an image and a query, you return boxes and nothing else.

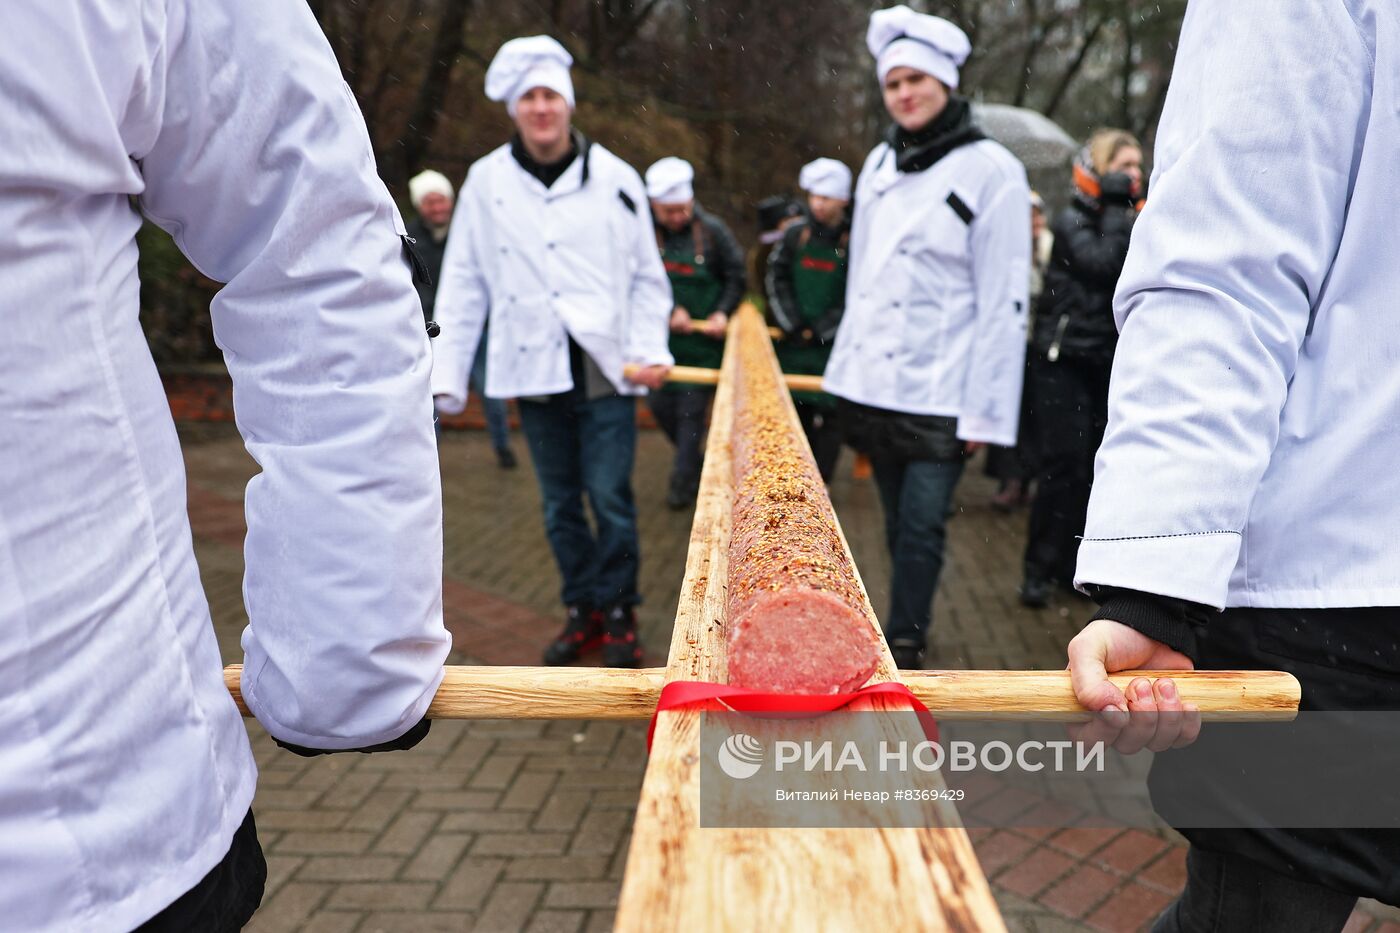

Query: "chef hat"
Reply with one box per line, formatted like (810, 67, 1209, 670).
(408, 170, 454, 209)
(645, 157, 695, 204)
(798, 158, 852, 201)
(866, 5, 971, 90)
(485, 36, 575, 117)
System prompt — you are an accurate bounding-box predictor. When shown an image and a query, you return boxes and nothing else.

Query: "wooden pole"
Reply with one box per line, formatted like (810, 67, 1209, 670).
(625, 362, 825, 395)
(223, 664, 1299, 722)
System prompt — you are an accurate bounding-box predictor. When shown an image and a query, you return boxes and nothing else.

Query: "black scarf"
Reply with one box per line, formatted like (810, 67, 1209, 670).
(510, 129, 591, 189)
(887, 96, 985, 174)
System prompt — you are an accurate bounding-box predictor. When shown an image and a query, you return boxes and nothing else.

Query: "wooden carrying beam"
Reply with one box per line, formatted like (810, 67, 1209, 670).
(222, 664, 1300, 723)
(624, 362, 826, 395)
(618, 305, 1001, 931)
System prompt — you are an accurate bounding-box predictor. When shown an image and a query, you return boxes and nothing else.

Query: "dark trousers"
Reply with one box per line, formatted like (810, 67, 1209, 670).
(648, 387, 712, 500)
(870, 456, 966, 648)
(795, 401, 843, 482)
(1151, 607, 1400, 925)
(1152, 846, 1357, 933)
(1022, 354, 1111, 585)
(519, 393, 641, 608)
(137, 809, 264, 932)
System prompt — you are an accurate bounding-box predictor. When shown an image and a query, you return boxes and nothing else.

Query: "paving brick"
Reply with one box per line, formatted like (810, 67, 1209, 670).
(1047, 826, 1123, 859)
(435, 856, 508, 910)
(527, 910, 586, 933)
(543, 882, 621, 910)
(1092, 829, 1170, 876)
(315, 772, 387, 811)
(569, 809, 631, 857)
(506, 856, 610, 882)
(584, 910, 617, 933)
(1138, 845, 1188, 894)
(339, 790, 413, 834)
(470, 754, 527, 791)
(245, 882, 334, 933)
(414, 790, 502, 811)
(275, 832, 375, 856)
(373, 810, 441, 856)
(473, 832, 572, 857)
(298, 857, 407, 883)
(531, 791, 593, 832)
(1039, 864, 1121, 919)
(359, 911, 478, 932)
(499, 771, 560, 811)
(997, 846, 1077, 899)
(442, 809, 535, 833)
(402, 833, 474, 882)
(256, 808, 351, 832)
(476, 882, 544, 933)
(1085, 881, 1174, 933)
(971, 831, 1037, 878)
(299, 912, 365, 933)
(325, 882, 436, 911)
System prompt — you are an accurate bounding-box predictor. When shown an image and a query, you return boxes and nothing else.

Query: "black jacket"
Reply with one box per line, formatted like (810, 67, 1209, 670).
(404, 216, 447, 323)
(655, 206, 747, 316)
(1031, 195, 1136, 364)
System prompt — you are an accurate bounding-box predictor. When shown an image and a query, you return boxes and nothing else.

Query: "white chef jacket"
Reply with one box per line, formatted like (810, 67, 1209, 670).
(1, 2, 450, 930)
(823, 136, 1031, 446)
(1076, 0, 1399, 609)
(429, 142, 674, 410)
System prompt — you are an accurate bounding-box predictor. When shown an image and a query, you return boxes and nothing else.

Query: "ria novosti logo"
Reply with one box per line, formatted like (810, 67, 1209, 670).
(717, 733, 765, 779)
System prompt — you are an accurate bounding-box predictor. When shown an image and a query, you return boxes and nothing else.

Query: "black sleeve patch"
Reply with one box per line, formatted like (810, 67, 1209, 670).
(618, 189, 637, 215)
(946, 192, 975, 225)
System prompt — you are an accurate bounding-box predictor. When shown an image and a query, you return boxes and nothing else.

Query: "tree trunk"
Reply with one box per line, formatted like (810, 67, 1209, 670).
(392, 0, 471, 187)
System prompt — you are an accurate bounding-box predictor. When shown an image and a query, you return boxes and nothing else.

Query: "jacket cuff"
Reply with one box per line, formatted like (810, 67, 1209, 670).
(1076, 532, 1240, 608)
(1088, 587, 1203, 664)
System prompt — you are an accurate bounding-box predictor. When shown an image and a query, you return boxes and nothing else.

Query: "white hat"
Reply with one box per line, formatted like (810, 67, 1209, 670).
(408, 170, 454, 209)
(645, 157, 695, 205)
(867, 5, 971, 90)
(485, 36, 575, 117)
(798, 158, 852, 201)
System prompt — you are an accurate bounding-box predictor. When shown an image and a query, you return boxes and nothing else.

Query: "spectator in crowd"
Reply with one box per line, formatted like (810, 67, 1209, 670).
(2, 2, 452, 929)
(646, 157, 747, 510)
(430, 36, 673, 669)
(826, 5, 1030, 670)
(986, 190, 1054, 511)
(1067, 3, 1400, 927)
(750, 195, 806, 303)
(767, 157, 853, 481)
(1019, 129, 1143, 608)
(407, 169, 515, 467)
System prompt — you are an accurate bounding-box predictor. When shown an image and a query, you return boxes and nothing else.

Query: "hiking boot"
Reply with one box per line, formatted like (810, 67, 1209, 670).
(890, 640, 925, 671)
(542, 604, 603, 665)
(601, 604, 644, 668)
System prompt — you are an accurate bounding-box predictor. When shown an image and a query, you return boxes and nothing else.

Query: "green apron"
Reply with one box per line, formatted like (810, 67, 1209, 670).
(660, 222, 726, 391)
(776, 230, 846, 408)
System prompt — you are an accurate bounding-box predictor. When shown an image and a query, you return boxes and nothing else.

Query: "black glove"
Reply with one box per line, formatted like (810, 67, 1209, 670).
(274, 717, 432, 758)
(1099, 171, 1138, 206)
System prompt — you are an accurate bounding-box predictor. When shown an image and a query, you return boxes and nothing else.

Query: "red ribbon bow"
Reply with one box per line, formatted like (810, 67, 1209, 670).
(646, 680, 939, 751)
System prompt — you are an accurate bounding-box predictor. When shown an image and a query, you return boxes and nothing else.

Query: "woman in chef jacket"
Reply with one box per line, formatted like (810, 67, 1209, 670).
(825, 5, 1031, 670)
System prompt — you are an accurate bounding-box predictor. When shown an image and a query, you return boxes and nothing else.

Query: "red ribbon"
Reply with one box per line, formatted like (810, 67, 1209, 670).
(646, 680, 939, 751)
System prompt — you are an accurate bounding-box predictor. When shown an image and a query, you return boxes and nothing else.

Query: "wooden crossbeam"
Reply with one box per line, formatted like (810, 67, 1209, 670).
(222, 664, 1298, 722)
(625, 362, 825, 394)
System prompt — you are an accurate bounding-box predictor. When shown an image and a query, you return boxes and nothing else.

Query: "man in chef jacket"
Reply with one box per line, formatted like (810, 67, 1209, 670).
(824, 6, 1030, 671)
(1065, 1, 1400, 926)
(2, 1, 452, 930)
(430, 37, 673, 670)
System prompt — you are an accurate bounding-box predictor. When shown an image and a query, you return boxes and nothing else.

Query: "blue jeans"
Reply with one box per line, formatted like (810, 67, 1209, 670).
(518, 393, 641, 608)
(470, 339, 511, 452)
(870, 457, 965, 648)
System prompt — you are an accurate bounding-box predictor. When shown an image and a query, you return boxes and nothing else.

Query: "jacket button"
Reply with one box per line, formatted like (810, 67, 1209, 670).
(892, 301, 902, 308)
(551, 291, 561, 299)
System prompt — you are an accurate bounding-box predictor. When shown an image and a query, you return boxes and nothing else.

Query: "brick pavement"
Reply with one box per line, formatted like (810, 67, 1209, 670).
(176, 422, 1400, 933)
